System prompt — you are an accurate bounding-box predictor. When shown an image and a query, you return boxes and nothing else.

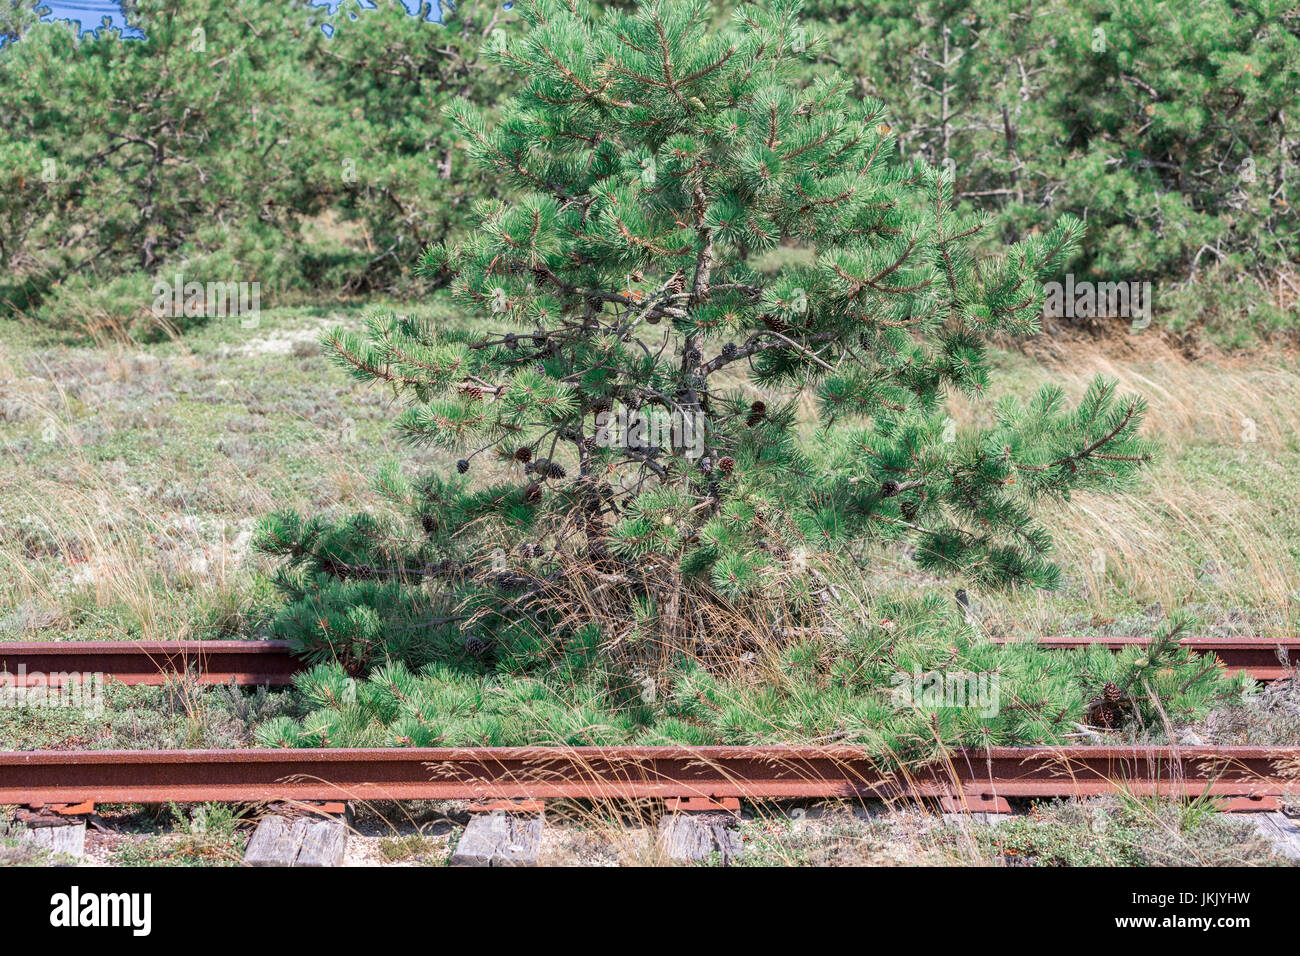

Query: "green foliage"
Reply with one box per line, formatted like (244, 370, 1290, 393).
(0, 0, 323, 333)
(295, 0, 520, 293)
(1157, 262, 1298, 348)
(266, 0, 1153, 678)
(5, 0, 1294, 340)
(255, 596, 1238, 760)
(0, 0, 516, 334)
(799, 0, 1300, 304)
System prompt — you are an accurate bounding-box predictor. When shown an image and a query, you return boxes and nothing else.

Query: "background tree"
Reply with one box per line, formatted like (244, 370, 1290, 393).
(4, 0, 1293, 343)
(299, 0, 520, 294)
(0, 0, 330, 334)
(258, 0, 1153, 679)
(0, 0, 518, 334)
(798, 0, 1300, 328)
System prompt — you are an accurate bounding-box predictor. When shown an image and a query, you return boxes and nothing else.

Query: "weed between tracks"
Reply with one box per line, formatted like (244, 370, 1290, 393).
(4, 786, 1294, 867)
(732, 795, 1288, 867)
(121, 793, 1295, 867)
(101, 803, 249, 867)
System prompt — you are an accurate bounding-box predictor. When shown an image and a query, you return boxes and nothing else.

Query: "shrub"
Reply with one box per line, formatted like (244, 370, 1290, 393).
(259, 0, 1154, 690)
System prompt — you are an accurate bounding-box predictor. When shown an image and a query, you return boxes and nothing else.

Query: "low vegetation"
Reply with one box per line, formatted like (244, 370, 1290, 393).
(1, 304, 1290, 758)
(735, 795, 1288, 866)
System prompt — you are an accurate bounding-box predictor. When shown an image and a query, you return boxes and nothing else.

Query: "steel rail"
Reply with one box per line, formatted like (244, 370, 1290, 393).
(0, 641, 300, 687)
(4, 637, 1294, 688)
(2, 746, 1297, 811)
(990, 636, 1298, 681)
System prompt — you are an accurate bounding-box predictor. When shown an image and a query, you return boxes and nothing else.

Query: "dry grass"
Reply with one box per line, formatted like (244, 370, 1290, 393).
(0, 305, 438, 643)
(7, 303, 1293, 645)
(462, 534, 844, 692)
(716, 329, 1300, 638)
(1016, 341, 1300, 448)
(944, 339, 1300, 638)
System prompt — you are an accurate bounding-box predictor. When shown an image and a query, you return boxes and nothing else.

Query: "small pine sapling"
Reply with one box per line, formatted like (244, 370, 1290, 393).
(259, 0, 1153, 677)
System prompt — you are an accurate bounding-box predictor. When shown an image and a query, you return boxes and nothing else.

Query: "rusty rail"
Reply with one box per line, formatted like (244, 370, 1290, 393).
(5, 637, 1294, 687)
(0, 635, 1291, 690)
(0, 641, 300, 687)
(2, 746, 1297, 812)
(991, 636, 1298, 681)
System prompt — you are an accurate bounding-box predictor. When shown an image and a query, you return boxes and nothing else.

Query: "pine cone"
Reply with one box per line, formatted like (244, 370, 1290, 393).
(421, 513, 437, 537)
(880, 479, 900, 497)
(524, 481, 543, 504)
(546, 462, 566, 479)
(721, 342, 739, 360)
(592, 397, 613, 415)
(456, 459, 469, 474)
(707, 480, 721, 499)
(901, 499, 919, 520)
(514, 447, 532, 463)
(465, 635, 489, 657)
(718, 456, 736, 475)
(1087, 682, 1127, 729)
(582, 436, 597, 452)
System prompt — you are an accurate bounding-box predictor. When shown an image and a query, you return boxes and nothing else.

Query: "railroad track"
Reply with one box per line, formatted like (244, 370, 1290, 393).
(2, 745, 1298, 813)
(5, 641, 1298, 864)
(2, 637, 1295, 687)
(990, 636, 1300, 682)
(0, 640, 300, 686)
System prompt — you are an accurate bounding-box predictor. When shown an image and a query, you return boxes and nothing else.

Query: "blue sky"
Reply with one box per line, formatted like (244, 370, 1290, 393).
(29, 2, 444, 39)
(34, 2, 143, 38)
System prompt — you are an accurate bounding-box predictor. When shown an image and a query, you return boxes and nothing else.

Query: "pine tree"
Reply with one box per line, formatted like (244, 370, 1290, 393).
(259, 0, 1153, 673)
(0, 0, 519, 331)
(256, 595, 1239, 753)
(0, 0, 324, 333)
(298, 0, 522, 293)
(797, 0, 1300, 293)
